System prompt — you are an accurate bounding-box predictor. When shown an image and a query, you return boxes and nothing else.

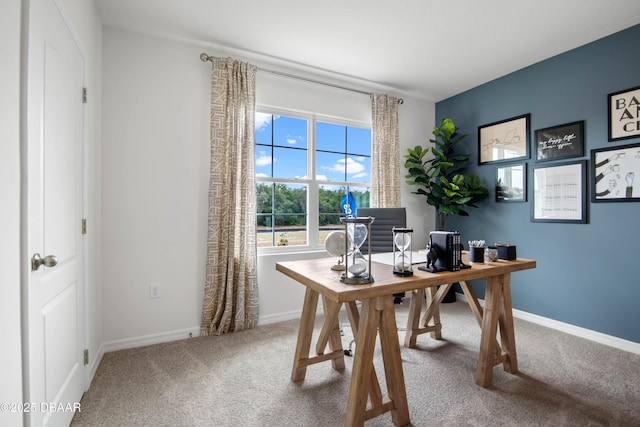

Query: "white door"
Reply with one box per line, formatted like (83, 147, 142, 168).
(25, 0, 86, 425)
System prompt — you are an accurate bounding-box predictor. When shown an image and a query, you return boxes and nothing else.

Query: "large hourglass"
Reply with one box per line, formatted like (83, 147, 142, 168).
(340, 216, 374, 284)
(393, 227, 413, 276)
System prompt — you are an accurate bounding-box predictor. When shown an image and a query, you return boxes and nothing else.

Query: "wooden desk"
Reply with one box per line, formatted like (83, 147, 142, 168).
(276, 256, 536, 427)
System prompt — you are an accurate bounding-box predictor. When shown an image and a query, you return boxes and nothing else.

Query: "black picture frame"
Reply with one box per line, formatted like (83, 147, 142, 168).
(535, 121, 584, 162)
(591, 142, 640, 202)
(531, 160, 587, 223)
(478, 114, 530, 165)
(608, 85, 640, 142)
(496, 163, 527, 202)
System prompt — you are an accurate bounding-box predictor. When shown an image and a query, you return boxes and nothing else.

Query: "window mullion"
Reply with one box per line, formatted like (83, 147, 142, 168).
(308, 115, 319, 248)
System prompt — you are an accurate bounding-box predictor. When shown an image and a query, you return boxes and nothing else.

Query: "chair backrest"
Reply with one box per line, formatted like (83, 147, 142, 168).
(356, 207, 406, 254)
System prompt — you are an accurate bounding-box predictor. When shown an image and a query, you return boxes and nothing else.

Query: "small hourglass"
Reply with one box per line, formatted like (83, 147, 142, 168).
(392, 227, 413, 276)
(348, 223, 368, 276)
(340, 216, 374, 284)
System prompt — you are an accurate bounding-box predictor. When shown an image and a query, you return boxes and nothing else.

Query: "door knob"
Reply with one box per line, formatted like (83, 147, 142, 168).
(31, 253, 58, 271)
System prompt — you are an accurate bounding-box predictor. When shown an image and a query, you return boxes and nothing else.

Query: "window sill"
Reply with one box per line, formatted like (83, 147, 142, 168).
(257, 247, 328, 259)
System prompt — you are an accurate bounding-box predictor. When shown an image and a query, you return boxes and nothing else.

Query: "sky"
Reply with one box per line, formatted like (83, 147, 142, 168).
(255, 113, 371, 184)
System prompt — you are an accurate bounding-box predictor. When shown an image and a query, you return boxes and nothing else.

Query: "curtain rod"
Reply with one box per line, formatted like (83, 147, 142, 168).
(200, 53, 404, 104)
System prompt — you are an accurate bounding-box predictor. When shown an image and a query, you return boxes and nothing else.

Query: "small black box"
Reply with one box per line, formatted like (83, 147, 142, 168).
(496, 244, 517, 260)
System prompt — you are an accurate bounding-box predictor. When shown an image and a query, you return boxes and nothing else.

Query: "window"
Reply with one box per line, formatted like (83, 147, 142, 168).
(255, 107, 371, 250)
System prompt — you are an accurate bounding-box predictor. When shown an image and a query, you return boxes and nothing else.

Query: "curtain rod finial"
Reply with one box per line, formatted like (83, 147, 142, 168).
(200, 53, 211, 62)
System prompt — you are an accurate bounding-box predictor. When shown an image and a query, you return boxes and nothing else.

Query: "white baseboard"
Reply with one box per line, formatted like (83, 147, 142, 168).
(101, 327, 201, 353)
(259, 309, 304, 325)
(98, 312, 306, 361)
(455, 292, 640, 355)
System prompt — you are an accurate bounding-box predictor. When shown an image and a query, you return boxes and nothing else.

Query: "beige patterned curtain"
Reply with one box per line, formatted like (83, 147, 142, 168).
(370, 94, 401, 207)
(201, 57, 259, 336)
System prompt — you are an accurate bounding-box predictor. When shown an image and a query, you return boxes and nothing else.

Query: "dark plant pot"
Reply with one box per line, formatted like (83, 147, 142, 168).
(442, 285, 456, 303)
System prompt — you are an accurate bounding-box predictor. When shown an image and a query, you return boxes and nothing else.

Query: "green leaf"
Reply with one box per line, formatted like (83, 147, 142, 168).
(426, 195, 440, 206)
(437, 161, 454, 169)
(440, 118, 456, 139)
(453, 197, 472, 204)
(452, 154, 470, 162)
(441, 205, 460, 215)
(431, 184, 444, 198)
(405, 162, 425, 171)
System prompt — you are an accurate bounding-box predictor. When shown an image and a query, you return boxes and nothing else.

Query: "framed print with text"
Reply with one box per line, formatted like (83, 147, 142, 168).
(531, 160, 587, 223)
(591, 142, 640, 202)
(535, 121, 584, 162)
(478, 114, 530, 165)
(496, 163, 526, 202)
(608, 86, 640, 141)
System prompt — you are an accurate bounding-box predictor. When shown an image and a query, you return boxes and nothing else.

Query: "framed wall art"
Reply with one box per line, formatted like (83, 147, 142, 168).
(591, 142, 640, 202)
(535, 121, 584, 162)
(478, 114, 530, 165)
(531, 160, 587, 223)
(496, 163, 527, 202)
(608, 85, 640, 142)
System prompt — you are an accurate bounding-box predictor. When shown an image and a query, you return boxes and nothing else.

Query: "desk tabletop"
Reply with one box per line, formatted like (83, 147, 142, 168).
(276, 256, 536, 303)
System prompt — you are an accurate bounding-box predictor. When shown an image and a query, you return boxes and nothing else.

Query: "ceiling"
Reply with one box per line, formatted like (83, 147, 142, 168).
(95, 0, 640, 102)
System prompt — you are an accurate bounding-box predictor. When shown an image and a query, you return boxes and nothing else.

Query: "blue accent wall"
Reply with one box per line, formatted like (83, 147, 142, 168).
(436, 24, 640, 343)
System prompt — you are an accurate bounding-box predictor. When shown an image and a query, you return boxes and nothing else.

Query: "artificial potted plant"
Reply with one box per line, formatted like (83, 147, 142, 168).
(405, 118, 489, 231)
(405, 118, 489, 302)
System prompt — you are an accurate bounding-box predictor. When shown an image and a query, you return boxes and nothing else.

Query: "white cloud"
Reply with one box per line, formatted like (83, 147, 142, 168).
(255, 113, 271, 131)
(325, 157, 366, 176)
(345, 157, 366, 175)
(255, 113, 281, 131)
(256, 150, 273, 167)
(286, 138, 297, 145)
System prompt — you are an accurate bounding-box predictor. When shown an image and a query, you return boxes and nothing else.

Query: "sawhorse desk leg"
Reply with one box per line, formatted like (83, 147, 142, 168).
(291, 288, 345, 382)
(344, 295, 410, 427)
(291, 291, 411, 426)
(466, 274, 518, 388)
(404, 284, 452, 348)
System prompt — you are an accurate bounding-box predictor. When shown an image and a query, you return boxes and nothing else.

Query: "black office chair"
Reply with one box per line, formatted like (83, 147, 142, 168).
(339, 207, 408, 356)
(357, 207, 407, 304)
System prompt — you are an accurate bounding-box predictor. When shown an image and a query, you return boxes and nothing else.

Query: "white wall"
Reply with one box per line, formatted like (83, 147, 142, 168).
(101, 27, 434, 346)
(400, 98, 436, 246)
(0, 1, 24, 425)
(101, 29, 210, 345)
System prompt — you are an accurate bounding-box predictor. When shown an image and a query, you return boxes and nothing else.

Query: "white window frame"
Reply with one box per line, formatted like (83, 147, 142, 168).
(256, 105, 371, 254)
